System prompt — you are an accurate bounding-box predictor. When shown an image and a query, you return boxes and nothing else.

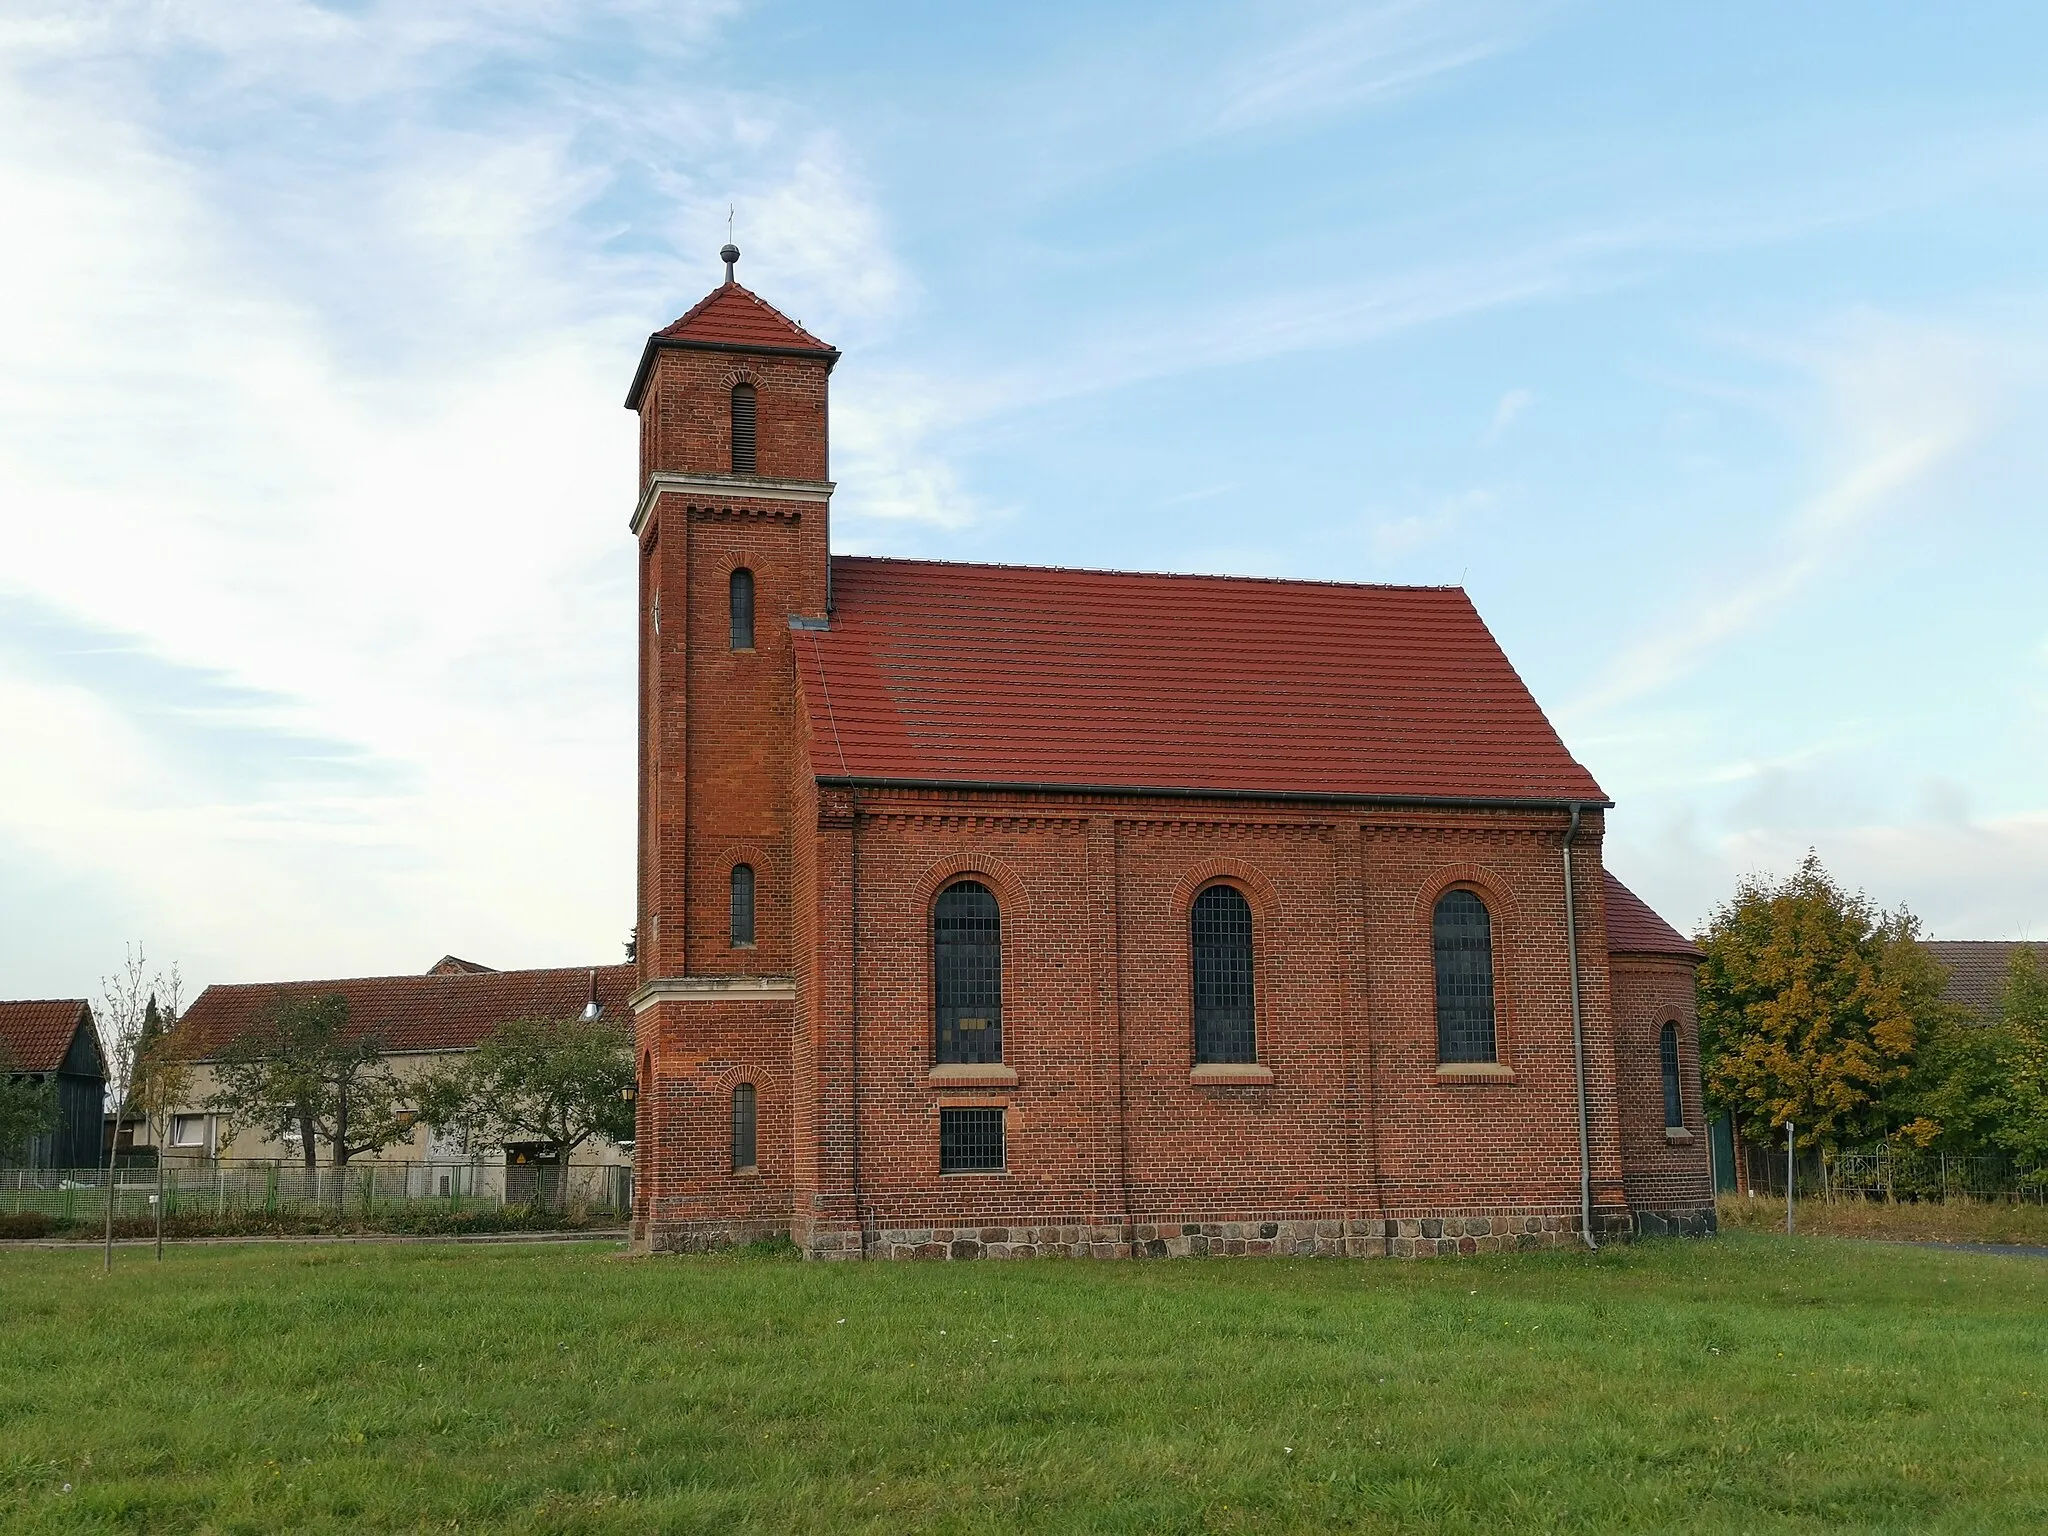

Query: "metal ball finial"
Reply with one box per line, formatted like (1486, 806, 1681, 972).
(720, 243, 740, 284)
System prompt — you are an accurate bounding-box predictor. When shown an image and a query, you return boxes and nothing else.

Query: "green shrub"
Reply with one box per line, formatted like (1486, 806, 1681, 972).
(0, 1212, 55, 1239)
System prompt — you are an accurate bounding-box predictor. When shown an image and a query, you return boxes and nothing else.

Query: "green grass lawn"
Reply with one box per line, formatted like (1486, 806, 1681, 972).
(3, 1235, 2045, 1533)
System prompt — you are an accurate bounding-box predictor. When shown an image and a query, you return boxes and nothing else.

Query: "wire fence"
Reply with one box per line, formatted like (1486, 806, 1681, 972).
(0, 1160, 632, 1223)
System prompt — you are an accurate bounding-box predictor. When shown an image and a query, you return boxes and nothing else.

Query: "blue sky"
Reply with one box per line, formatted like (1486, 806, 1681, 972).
(2, 1, 2045, 1001)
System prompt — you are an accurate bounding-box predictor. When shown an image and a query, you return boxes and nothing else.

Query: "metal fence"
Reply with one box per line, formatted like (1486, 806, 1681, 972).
(0, 1160, 632, 1223)
(1720, 1132, 2046, 1204)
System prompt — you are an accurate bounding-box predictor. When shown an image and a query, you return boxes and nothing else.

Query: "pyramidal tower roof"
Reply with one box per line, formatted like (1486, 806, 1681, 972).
(626, 245, 838, 407)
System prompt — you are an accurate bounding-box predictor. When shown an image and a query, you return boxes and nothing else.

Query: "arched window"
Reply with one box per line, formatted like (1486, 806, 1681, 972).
(732, 1083, 757, 1173)
(730, 383, 757, 474)
(1192, 883, 1256, 1064)
(730, 863, 755, 947)
(1660, 1022, 1683, 1129)
(729, 568, 755, 650)
(933, 880, 1001, 1064)
(1433, 889, 1497, 1063)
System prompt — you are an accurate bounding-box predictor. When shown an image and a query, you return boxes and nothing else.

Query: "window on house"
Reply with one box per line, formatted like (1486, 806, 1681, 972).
(170, 1114, 207, 1148)
(732, 1083, 757, 1173)
(730, 383, 757, 474)
(729, 567, 755, 650)
(934, 879, 1001, 1064)
(1660, 1022, 1683, 1129)
(939, 1107, 1004, 1173)
(1192, 883, 1256, 1063)
(1433, 889, 1497, 1063)
(731, 863, 756, 946)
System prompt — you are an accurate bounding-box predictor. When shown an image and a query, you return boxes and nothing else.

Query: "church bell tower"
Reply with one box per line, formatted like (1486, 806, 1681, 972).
(625, 248, 837, 1213)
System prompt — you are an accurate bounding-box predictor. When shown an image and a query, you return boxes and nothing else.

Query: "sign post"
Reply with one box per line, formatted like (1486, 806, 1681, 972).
(1786, 1121, 1796, 1236)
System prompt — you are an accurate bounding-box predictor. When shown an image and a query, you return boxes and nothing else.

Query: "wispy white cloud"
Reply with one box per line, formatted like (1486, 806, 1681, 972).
(1215, 0, 1551, 133)
(1485, 387, 1534, 442)
(1567, 316, 1986, 719)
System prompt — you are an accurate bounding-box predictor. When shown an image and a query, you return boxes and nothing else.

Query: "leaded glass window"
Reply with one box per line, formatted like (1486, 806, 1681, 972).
(934, 880, 1001, 1064)
(729, 567, 755, 650)
(730, 863, 755, 946)
(732, 1083, 757, 1172)
(1192, 883, 1256, 1064)
(1433, 890, 1497, 1063)
(939, 1107, 1004, 1173)
(1660, 1022, 1683, 1129)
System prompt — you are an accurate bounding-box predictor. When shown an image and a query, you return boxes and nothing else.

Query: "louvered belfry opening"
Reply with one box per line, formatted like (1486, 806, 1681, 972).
(1433, 889, 1497, 1063)
(1192, 883, 1257, 1063)
(933, 879, 1002, 1064)
(1660, 1023, 1683, 1128)
(729, 382, 757, 473)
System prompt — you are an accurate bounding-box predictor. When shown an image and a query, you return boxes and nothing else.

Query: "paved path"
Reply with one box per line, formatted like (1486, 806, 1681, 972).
(4, 1231, 628, 1252)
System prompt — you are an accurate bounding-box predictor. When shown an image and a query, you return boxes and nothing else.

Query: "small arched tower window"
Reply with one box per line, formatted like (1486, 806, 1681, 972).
(934, 880, 1001, 1065)
(730, 382, 757, 474)
(1433, 889, 1497, 1063)
(1192, 883, 1256, 1064)
(730, 863, 755, 947)
(732, 1083, 757, 1173)
(1660, 1022, 1683, 1129)
(729, 567, 755, 651)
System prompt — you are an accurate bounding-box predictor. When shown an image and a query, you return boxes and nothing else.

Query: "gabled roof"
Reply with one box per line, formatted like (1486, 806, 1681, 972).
(794, 557, 1606, 804)
(427, 955, 496, 976)
(1925, 940, 2039, 1021)
(171, 965, 637, 1061)
(0, 999, 98, 1075)
(626, 282, 838, 408)
(1603, 873, 1701, 960)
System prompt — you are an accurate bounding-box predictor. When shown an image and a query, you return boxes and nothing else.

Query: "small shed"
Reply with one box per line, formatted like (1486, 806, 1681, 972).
(0, 999, 107, 1169)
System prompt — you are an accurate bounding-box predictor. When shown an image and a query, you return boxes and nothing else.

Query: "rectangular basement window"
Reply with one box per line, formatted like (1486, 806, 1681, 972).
(939, 1107, 1004, 1174)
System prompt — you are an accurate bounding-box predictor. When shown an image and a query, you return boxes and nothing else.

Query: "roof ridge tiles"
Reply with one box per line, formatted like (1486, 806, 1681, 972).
(832, 552, 1466, 596)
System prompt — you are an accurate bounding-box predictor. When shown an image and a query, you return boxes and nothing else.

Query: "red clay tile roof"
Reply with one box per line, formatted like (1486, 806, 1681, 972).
(171, 965, 637, 1061)
(795, 557, 1605, 803)
(1924, 940, 2040, 1021)
(0, 999, 96, 1074)
(1604, 873, 1701, 959)
(627, 282, 838, 408)
(655, 282, 835, 353)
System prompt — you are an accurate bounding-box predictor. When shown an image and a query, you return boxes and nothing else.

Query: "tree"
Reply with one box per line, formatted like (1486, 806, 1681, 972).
(208, 993, 409, 1170)
(0, 1044, 58, 1165)
(1697, 852, 1945, 1153)
(130, 990, 191, 1260)
(100, 945, 180, 1272)
(418, 1014, 633, 1209)
(1985, 945, 2048, 1182)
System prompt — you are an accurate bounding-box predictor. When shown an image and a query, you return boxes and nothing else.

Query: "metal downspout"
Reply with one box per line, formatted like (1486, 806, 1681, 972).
(1564, 802, 1597, 1251)
(850, 788, 865, 1257)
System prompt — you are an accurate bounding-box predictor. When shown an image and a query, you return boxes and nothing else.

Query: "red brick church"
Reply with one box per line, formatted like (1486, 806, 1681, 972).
(625, 248, 1711, 1260)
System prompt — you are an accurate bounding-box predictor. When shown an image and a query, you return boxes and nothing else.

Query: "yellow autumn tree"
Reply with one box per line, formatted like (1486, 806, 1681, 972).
(1697, 852, 1945, 1151)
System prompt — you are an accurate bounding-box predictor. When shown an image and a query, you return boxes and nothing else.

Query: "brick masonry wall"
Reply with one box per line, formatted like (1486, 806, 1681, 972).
(1612, 953, 1716, 1233)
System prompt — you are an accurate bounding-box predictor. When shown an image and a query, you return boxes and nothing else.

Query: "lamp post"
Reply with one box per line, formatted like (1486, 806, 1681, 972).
(1786, 1121, 1796, 1236)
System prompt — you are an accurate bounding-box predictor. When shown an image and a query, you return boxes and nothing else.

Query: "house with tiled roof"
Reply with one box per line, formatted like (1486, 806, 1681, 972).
(0, 999, 105, 1169)
(624, 248, 1712, 1259)
(143, 960, 636, 1171)
(1924, 940, 2041, 1023)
